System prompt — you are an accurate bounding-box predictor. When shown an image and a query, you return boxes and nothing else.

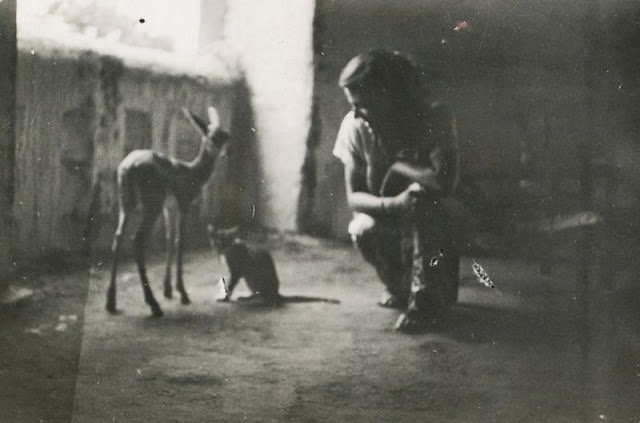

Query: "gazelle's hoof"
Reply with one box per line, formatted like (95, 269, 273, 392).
(163, 288, 173, 300)
(150, 306, 164, 317)
(147, 298, 164, 317)
(180, 296, 191, 305)
(105, 301, 117, 314)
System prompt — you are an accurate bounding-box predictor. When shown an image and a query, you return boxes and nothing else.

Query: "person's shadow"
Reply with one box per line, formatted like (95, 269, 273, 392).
(417, 301, 576, 349)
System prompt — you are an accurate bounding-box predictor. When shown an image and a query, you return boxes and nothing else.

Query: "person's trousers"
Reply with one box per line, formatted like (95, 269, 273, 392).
(349, 205, 459, 315)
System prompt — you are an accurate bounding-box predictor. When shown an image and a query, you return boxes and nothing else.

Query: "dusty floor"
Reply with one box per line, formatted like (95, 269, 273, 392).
(1, 233, 639, 422)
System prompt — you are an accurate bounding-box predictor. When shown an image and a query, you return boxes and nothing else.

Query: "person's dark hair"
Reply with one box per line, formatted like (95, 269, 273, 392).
(338, 49, 425, 110)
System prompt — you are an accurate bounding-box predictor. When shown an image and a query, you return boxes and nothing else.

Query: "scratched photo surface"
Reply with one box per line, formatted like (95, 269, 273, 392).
(1, 1, 639, 422)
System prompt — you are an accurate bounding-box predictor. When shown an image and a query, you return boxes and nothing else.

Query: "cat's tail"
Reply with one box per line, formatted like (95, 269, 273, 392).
(279, 295, 340, 304)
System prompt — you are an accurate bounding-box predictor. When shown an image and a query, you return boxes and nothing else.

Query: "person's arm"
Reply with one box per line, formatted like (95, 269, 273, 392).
(344, 160, 423, 216)
(387, 104, 458, 195)
(387, 147, 443, 192)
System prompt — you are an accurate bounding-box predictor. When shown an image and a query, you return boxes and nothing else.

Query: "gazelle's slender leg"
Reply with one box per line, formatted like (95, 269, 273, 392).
(107, 208, 129, 313)
(175, 207, 191, 305)
(106, 106, 228, 315)
(135, 207, 163, 317)
(162, 206, 175, 299)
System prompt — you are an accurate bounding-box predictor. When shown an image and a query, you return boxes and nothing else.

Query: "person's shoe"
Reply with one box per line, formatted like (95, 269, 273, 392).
(377, 292, 407, 309)
(393, 307, 440, 333)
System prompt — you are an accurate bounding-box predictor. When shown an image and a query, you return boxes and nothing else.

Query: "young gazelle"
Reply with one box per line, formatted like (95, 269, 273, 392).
(107, 107, 229, 316)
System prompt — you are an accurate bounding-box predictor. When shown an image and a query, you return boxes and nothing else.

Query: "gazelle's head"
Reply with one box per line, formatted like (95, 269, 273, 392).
(182, 106, 230, 152)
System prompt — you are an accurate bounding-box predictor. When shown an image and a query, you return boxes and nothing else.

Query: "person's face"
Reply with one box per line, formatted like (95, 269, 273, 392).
(343, 86, 392, 129)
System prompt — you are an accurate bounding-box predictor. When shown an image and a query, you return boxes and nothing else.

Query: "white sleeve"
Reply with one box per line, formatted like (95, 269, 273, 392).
(332, 112, 362, 167)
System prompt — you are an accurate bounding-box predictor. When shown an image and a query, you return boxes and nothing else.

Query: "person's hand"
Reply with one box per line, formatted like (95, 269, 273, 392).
(390, 182, 425, 213)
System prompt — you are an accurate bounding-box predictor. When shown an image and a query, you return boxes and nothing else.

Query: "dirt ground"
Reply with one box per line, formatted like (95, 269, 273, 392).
(1, 233, 639, 422)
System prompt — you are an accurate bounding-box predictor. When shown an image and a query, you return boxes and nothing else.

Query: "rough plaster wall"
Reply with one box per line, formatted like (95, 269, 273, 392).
(15, 53, 96, 259)
(14, 45, 237, 262)
(312, 0, 640, 239)
(224, 0, 315, 231)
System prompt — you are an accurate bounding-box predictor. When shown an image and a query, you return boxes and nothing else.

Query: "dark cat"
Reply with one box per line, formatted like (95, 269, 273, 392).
(207, 225, 340, 306)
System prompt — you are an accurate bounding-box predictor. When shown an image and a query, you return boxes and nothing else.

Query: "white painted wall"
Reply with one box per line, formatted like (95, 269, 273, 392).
(223, 0, 315, 231)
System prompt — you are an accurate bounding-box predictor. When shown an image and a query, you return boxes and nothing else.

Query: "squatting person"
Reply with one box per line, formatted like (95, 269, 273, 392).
(332, 49, 461, 332)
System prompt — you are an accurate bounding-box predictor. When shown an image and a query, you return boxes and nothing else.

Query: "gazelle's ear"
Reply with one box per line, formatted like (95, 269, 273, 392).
(207, 106, 220, 130)
(181, 107, 208, 137)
